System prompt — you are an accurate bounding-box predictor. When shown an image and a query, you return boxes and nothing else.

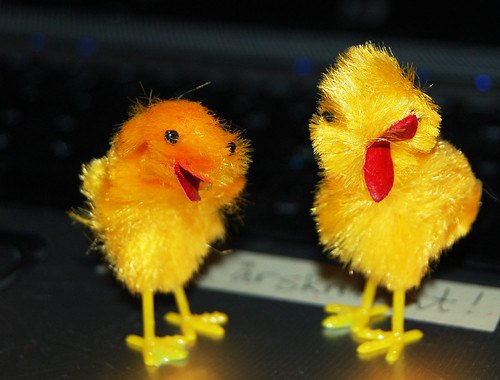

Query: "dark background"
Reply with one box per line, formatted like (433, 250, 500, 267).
(1, 1, 499, 379)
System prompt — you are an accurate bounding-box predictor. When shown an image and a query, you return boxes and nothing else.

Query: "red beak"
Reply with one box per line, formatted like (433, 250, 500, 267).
(174, 162, 212, 202)
(363, 115, 418, 202)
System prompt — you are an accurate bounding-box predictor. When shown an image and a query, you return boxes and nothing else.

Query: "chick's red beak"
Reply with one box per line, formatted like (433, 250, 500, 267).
(174, 162, 212, 202)
(363, 114, 418, 202)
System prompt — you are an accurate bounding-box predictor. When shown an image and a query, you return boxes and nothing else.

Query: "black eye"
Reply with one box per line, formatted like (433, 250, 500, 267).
(227, 142, 236, 156)
(321, 110, 336, 122)
(164, 130, 179, 144)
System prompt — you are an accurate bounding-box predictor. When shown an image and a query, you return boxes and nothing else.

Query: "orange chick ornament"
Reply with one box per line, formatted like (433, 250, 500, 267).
(310, 43, 482, 363)
(72, 96, 250, 366)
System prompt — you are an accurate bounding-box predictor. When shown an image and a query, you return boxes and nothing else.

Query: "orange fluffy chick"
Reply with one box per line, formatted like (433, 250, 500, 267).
(72, 97, 250, 366)
(310, 43, 481, 363)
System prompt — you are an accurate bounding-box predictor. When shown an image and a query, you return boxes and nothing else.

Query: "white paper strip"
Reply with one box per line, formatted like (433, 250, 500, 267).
(198, 250, 500, 332)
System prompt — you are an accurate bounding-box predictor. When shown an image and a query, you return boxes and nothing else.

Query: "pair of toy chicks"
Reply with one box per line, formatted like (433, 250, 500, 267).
(72, 43, 481, 366)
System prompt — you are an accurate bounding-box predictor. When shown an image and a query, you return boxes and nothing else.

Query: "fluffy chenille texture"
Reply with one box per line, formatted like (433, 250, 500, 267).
(310, 43, 482, 291)
(73, 99, 250, 294)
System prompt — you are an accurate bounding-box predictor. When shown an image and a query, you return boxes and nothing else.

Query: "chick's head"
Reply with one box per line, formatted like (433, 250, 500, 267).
(112, 99, 250, 205)
(311, 43, 441, 194)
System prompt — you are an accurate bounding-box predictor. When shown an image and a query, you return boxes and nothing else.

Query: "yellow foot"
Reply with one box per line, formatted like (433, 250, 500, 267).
(165, 311, 228, 340)
(356, 328, 423, 363)
(126, 334, 189, 367)
(323, 303, 389, 332)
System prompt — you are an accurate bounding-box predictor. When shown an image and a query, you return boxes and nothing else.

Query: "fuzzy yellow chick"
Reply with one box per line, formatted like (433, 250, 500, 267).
(72, 97, 250, 366)
(310, 43, 481, 363)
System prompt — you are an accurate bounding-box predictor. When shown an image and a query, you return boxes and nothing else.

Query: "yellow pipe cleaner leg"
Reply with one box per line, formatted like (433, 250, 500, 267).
(142, 290, 156, 360)
(385, 290, 422, 363)
(357, 290, 423, 363)
(323, 277, 388, 330)
(174, 288, 196, 343)
(354, 277, 380, 332)
(126, 290, 188, 366)
(165, 287, 228, 340)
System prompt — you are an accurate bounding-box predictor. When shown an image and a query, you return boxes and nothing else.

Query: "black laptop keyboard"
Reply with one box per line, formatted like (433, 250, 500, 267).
(1, 46, 499, 275)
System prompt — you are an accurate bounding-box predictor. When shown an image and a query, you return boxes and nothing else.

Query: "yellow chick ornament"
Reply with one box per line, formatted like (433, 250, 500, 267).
(310, 43, 482, 363)
(72, 97, 251, 366)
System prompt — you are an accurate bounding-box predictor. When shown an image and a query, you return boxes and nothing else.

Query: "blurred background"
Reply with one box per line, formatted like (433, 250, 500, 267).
(0, 1, 499, 378)
(1, 1, 499, 263)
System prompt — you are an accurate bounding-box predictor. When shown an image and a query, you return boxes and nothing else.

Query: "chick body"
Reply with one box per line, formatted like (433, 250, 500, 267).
(313, 138, 481, 291)
(76, 99, 250, 293)
(310, 43, 481, 363)
(310, 43, 481, 292)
